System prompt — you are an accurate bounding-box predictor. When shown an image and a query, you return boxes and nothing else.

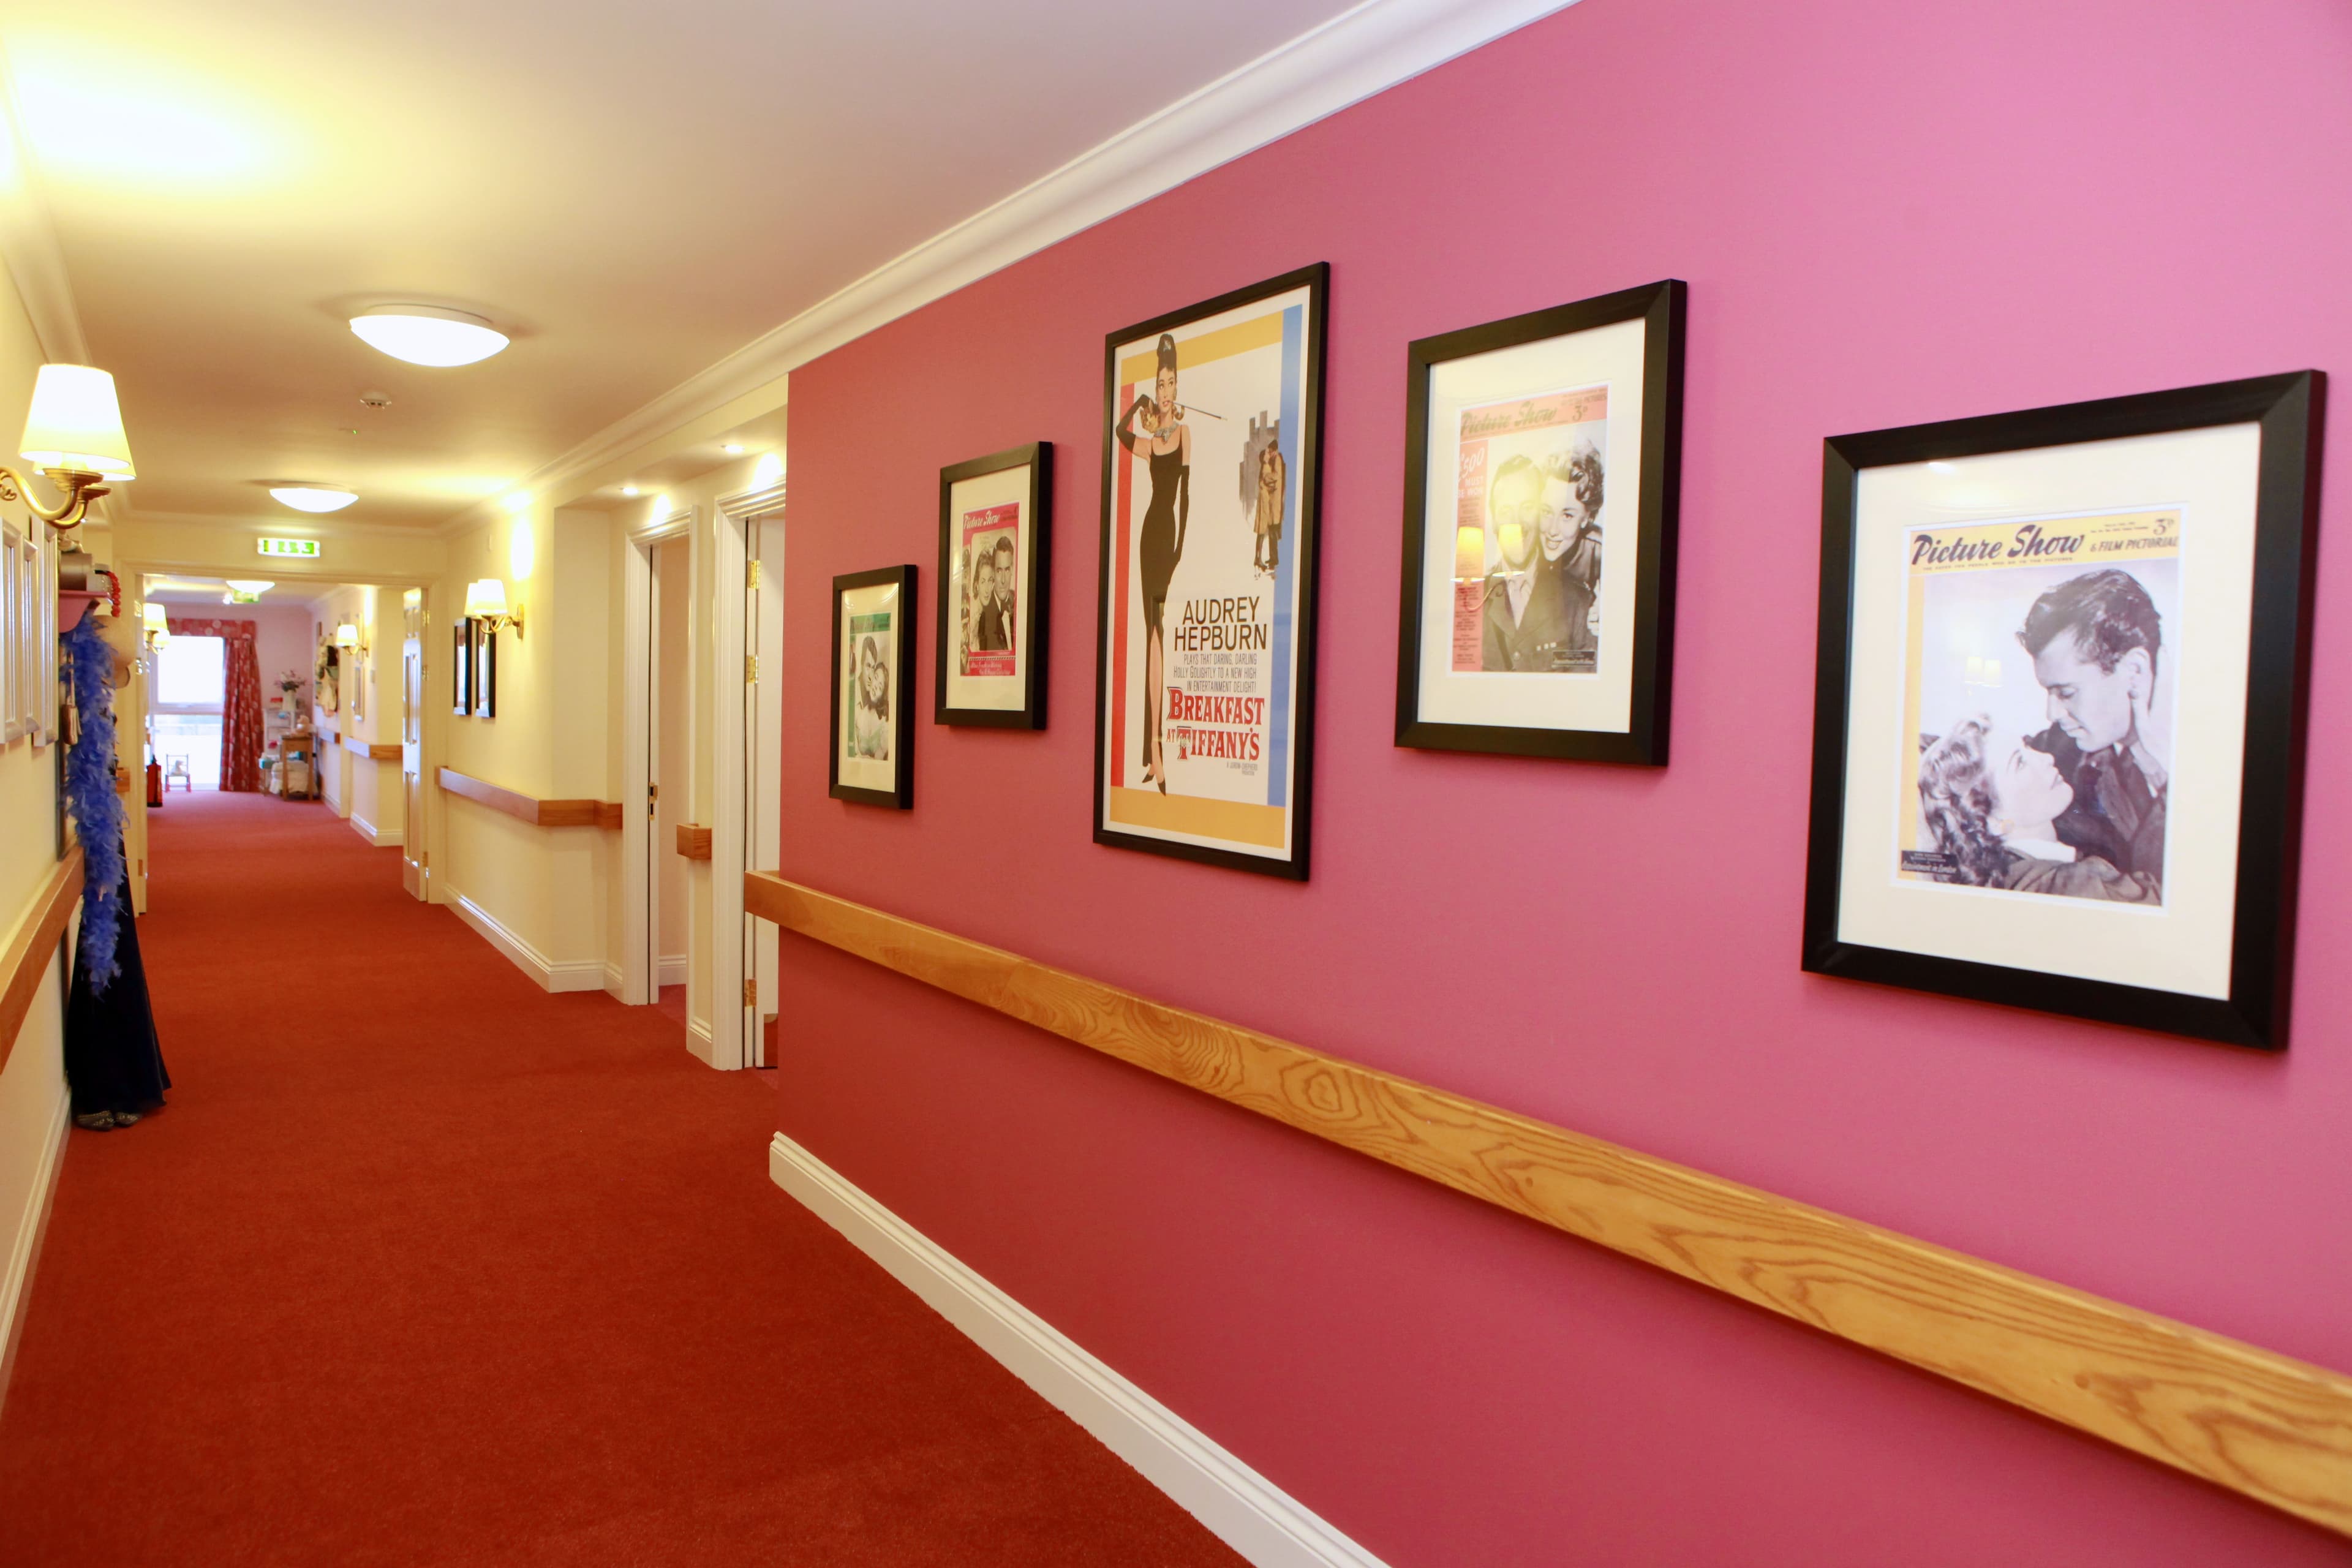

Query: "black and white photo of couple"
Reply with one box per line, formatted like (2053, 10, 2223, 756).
(1912, 568, 2169, 905)
(1479, 439, 1604, 674)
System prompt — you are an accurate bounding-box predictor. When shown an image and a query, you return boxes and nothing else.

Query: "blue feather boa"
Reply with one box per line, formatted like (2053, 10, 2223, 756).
(64, 606, 125, 991)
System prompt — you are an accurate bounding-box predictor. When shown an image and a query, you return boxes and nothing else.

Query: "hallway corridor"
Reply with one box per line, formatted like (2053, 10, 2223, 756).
(0, 796, 1239, 1566)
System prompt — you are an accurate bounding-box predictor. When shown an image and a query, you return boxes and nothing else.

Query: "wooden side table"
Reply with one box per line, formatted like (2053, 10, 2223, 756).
(279, 731, 321, 800)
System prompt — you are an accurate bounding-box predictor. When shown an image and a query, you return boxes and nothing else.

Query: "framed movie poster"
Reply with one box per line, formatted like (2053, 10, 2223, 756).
(471, 619, 497, 718)
(1804, 371, 2323, 1048)
(1395, 280, 1685, 763)
(937, 442, 1049, 728)
(831, 565, 915, 809)
(451, 616, 472, 715)
(1093, 263, 1327, 879)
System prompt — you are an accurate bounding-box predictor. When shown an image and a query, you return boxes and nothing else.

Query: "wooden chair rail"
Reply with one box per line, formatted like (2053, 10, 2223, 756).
(0, 846, 86, 1076)
(437, 767, 620, 830)
(745, 870, 2352, 1537)
(676, 824, 713, 861)
(342, 736, 402, 760)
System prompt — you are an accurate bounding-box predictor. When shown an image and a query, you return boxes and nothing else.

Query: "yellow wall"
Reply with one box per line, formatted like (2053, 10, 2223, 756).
(308, 585, 404, 842)
(0, 260, 81, 1352)
(433, 502, 609, 986)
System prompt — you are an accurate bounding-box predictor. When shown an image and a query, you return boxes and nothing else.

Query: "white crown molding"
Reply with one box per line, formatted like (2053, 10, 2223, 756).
(123, 508, 450, 541)
(442, 0, 1577, 535)
(769, 1132, 1390, 1568)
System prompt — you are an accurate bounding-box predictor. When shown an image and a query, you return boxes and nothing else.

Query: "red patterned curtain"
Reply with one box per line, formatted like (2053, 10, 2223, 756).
(165, 617, 265, 791)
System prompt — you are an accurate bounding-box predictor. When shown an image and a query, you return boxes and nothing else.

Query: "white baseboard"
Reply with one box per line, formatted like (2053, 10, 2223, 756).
(349, 812, 404, 848)
(603, 960, 625, 1000)
(658, 954, 688, 988)
(445, 886, 606, 994)
(767, 1133, 1387, 1568)
(0, 1081, 70, 1421)
(685, 1015, 717, 1066)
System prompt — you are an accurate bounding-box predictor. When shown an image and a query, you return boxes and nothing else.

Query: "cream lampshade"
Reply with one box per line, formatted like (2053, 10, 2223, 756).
(20, 365, 137, 478)
(141, 601, 169, 647)
(334, 622, 362, 651)
(464, 578, 524, 637)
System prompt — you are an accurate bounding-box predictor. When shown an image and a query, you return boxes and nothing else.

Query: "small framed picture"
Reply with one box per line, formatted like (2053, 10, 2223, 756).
(831, 565, 916, 809)
(1093, 263, 1328, 879)
(936, 442, 1050, 728)
(1804, 371, 2323, 1048)
(452, 616, 472, 715)
(1395, 279, 1685, 763)
(472, 620, 497, 718)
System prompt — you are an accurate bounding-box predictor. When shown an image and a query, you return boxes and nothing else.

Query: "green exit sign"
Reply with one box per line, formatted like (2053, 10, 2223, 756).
(257, 537, 321, 559)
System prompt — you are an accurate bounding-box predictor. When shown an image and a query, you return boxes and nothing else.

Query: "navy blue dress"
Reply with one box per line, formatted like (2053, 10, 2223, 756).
(64, 854, 170, 1119)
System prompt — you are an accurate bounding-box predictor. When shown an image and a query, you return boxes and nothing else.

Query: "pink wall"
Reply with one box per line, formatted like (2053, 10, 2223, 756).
(773, 1, 2352, 1561)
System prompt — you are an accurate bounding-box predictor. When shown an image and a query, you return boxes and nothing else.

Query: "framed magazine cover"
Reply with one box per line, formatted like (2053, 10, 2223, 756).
(451, 616, 472, 715)
(831, 565, 915, 809)
(1804, 371, 2323, 1048)
(471, 619, 497, 718)
(936, 442, 1049, 728)
(1395, 280, 1684, 763)
(1093, 263, 1327, 880)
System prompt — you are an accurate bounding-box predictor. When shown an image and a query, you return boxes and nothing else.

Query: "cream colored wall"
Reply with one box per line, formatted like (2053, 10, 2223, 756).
(425, 441, 778, 1026)
(302, 584, 404, 842)
(0, 261, 81, 1358)
(432, 504, 609, 978)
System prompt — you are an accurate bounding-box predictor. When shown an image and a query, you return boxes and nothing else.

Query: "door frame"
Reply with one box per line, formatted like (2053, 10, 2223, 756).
(712, 476, 786, 1069)
(118, 558, 436, 914)
(619, 505, 695, 1009)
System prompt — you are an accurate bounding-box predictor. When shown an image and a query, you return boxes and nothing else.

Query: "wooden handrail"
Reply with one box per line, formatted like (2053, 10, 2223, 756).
(342, 736, 401, 760)
(0, 846, 86, 1076)
(746, 870, 2352, 1537)
(676, 824, 712, 861)
(437, 767, 620, 829)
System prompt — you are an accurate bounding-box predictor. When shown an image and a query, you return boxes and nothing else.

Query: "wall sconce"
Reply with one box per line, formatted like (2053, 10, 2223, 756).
(2, 364, 137, 532)
(141, 601, 170, 650)
(464, 578, 524, 638)
(334, 621, 369, 657)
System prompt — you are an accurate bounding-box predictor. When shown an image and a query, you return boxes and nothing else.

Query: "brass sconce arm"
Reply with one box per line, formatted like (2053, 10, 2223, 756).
(0, 464, 110, 529)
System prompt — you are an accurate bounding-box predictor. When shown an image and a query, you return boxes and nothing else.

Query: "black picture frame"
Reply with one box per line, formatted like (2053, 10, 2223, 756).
(472, 621, 497, 719)
(1803, 370, 2324, 1049)
(830, 564, 916, 809)
(451, 617, 472, 715)
(935, 441, 1050, 728)
(1394, 279, 1685, 764)
(1091, 262, 1328, 880)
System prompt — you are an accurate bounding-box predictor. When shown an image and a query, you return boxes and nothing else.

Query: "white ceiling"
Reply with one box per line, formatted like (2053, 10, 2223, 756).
(1, 0, 1370, 530)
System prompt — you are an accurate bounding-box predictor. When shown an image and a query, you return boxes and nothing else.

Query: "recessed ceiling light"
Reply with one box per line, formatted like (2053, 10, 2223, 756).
(349, 305, 510, 368)
(225, 579, 274, 595)
(723, 442, 742, 456)
(270, 485, 357, 513)
(620, 484, 639, 497)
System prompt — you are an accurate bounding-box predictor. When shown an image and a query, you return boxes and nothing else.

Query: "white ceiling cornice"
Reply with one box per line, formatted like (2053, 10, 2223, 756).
(441, 0, 1575, 537)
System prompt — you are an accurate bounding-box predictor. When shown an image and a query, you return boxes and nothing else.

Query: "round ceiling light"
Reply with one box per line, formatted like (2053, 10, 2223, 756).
(270, 485, 358, 513)
(349, 305, 510, 368)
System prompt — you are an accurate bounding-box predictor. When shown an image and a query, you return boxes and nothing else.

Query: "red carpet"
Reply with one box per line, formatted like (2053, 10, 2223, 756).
(0, 794, 1242, 1566)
